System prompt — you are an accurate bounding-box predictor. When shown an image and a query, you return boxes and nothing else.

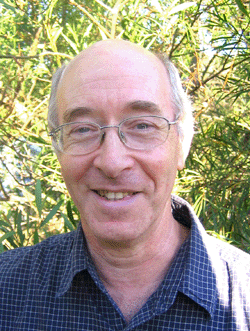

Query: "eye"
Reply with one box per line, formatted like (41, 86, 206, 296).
(73, 126, 91, 134)
(64, 123, 99, 141)
(70, 123, 97, 134)
(135, 122, 152, 130)
(128, 120, 156, 131)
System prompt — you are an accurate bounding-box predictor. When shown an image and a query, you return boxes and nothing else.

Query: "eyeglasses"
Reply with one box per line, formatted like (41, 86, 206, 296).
(49, 115, 179, 156)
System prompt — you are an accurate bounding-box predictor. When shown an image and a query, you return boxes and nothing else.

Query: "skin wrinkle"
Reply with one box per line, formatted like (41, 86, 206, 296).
(63, 107, 95, 123)
(62, 101, 168, 125)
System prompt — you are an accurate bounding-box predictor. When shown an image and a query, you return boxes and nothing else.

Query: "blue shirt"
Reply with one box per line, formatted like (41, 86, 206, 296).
(0, 196, 250, 330)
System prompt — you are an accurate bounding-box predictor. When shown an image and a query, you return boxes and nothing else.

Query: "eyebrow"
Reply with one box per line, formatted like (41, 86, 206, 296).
(62, 100, 162, 124)
(126, 100, 162, 115)
(63, 107, 94, 123)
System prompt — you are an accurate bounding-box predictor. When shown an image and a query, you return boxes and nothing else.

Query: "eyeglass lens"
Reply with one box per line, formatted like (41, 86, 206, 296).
(53, 116, 171, 155)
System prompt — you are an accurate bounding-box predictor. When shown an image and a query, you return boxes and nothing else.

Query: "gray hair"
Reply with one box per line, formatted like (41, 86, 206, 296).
(155, 53, 194, 159)
(48, 53, 194, 159)
(48, 64, 67, 131)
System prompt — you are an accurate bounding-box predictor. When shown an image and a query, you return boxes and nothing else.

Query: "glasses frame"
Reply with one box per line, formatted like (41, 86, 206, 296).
(49, 115, 179, 155)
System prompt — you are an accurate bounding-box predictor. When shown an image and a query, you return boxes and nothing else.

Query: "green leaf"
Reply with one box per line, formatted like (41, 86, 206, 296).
(0, 0, 16, 12)
(61, 213, 75, 232)
(33, 226, 39, 245)
(0, 244, 5, 253)
(29, 136, 48, 145)
(35, 180, 43, 218)
(0, 220, 11, 229)
(1, 218, 17, 248)
(40, 200, 64, 228)
(66, 200, 75, 224)
(235, 0, 249, 17)
(26, 211, 30, 234)
(0, 231, 15, 244)
(16, 211, 25, 246)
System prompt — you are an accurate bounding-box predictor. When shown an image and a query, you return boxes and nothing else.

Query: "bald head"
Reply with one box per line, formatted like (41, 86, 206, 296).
(57, 40, 173, 123)
(63, 40, 159, 76)
(48, 40, 194, 160)
(57, 40, 168, 102)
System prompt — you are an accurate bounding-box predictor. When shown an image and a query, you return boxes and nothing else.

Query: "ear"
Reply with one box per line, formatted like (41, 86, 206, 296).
(177, 137, 191, 171)
(177, 145, 186, 170)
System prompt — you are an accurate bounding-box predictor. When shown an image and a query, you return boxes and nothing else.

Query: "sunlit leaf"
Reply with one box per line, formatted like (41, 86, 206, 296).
(61, 33, 79, 53)
(98, 27, 108, 40)
(168, 2, 196, 15)
(151, 0, 162, 13)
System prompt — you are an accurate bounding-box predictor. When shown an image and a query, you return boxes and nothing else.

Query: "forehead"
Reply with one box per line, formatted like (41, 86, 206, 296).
(57, 45, 173, 123)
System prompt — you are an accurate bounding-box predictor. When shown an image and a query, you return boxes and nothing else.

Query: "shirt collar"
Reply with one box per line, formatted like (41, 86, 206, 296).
(56, 224, 89, 297)
(57, 195, 219, 318)
(171, 195, 218, 318)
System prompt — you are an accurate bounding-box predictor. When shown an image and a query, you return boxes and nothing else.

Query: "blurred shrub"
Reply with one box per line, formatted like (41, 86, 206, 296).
(0, 0, 249, 252)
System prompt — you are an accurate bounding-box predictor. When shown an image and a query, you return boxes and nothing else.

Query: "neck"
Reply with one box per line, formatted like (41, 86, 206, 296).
(88, 216, 188, 279)
(85, 217, 189, 322)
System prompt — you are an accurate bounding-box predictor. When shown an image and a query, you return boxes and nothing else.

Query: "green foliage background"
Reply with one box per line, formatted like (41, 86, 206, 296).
(0, 0, 249, 252)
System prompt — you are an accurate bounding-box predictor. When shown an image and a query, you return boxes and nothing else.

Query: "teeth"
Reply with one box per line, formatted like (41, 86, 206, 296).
(97, 190, 131, 200)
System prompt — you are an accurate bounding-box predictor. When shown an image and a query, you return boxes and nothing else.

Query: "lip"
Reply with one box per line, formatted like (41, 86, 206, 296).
(91, 187, 138, 193)
(90, 189, 140, 207)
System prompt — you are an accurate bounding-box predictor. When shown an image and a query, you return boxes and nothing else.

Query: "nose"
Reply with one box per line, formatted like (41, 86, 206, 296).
(93, 129, 134, 178)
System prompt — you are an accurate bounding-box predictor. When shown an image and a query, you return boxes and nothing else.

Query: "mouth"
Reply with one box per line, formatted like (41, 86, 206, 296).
(93, 190, 138, 201)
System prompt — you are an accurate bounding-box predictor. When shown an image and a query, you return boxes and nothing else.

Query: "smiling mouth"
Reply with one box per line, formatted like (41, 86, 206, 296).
(94, 190, 137, 201)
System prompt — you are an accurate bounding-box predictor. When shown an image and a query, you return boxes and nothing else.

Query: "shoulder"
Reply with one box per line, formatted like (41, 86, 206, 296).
(207, 236, 250, 325)
(207, 234, 250, 270)
(205, 234, 250, 293)
(0, 231, 76, 281)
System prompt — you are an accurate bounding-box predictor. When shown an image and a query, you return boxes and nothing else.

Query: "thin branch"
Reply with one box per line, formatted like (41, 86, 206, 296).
(0, 106, 15, 124)
(188, 51, 250, 95)
(0, 179, 10, 201)
(169, 0, 204, 58)
(0, 55, 39, 59)
(0, 158, 35, 187)
(0, 136, 61, 176)
(0, 52, 73, 60)
(201, 52, 219, 80)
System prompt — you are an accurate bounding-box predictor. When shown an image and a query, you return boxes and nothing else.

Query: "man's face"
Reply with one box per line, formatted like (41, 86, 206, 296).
(56, 41, 185, 245)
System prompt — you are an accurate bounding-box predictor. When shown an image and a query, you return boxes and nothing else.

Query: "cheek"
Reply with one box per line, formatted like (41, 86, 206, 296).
(59, 155, 91, 184)
(143, 146, 179, 180)
(155, 159, 177, 189)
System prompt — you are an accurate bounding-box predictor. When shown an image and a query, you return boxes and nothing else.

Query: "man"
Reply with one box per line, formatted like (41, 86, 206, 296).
(0, 40, 249, 330)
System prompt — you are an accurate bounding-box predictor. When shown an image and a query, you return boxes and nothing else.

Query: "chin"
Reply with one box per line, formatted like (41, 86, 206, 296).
(83, 219, 146, 247)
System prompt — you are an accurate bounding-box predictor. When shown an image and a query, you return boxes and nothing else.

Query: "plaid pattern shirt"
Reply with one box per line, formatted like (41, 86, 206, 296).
(0, 195, 250, 330)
